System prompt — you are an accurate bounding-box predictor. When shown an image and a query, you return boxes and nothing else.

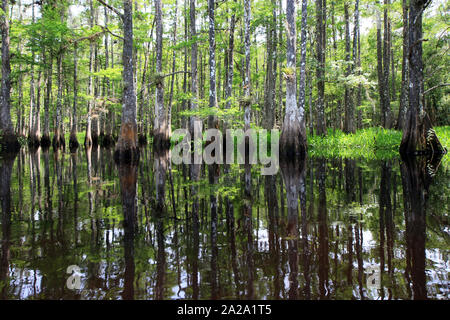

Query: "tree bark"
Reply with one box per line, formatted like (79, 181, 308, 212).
(224, 0, 236, 113)
(400, 0, 445, 157)
(280, 0, 306, 157)
(0, 0, 19, 151)
(115, 0, 139, 162)
(344, 2, 354, 134)
(315, 0, 327, 136)
(383, 0, 392, 128)
(353, 0, 362, 129)
(85, 0, 95, 148)
(70, 43, 80, 150)
(208, 0, 219, 130)
(263, 0, 276, 130)
(153, 0, 169, 148)
(397, 0, 409, 130)
(41, 50, 52, 149)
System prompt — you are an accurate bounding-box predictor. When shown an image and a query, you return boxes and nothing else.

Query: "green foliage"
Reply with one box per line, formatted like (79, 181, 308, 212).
(309, 127, 403, 160)
(309, 126, 449, 165)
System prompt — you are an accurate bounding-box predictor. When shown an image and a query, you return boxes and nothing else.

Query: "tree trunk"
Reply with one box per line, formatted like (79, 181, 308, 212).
(353, 0, 362, 129)
(153, 0, 169, 148)
(224, 0, 236, 113)
(280, 0, 306, 157)
(0, 0, 19, 152)
(168, 0, 178, 142)
(70, 43, 80, 150)
(41, 50, 52, 148)
(92, 4, 100, 146)
(53, 50, 65, 149)
(400, 0, 445, 157)
(298, 0, 308, 135)
(344, 2, 354, 134)
(31, 70, 42, 147)
(208, 0, 219, 130)
(397, 0, 409, 130)
(85, 0, 94, 148)
(315, 0, 327, 136)
(102, 5, 113, 147)
(263, 1, 276, 130)
(52, 6, 66, 150)
(115, 0, 139, 162)
(28, 0, 37, 145)
(383, 0, 392, 128)
(189, 0, 202, 183)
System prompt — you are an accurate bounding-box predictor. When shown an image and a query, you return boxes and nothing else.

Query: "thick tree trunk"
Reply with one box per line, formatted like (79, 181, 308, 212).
(280, 0, 306, 157)
(397, 0, 409, 130)
(400, 0, 445, 157)
(153, 0, 169, 148)
(115, 0, 139, 162)
(0, 0, 19, 152)
(298, 0, 308, 135)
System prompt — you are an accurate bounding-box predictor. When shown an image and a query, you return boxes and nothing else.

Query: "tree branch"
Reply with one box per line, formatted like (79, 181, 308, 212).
(423, 83, 450, 95)
(138, 71, 192, 95)
(100, 25, 124, 40)
(96, 0, 123, 20)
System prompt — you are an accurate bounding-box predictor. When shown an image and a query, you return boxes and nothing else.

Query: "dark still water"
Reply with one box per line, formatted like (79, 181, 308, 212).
(0, 146, 448, 300)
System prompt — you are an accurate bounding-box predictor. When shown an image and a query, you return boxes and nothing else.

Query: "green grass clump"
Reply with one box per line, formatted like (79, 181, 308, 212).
(308, 126, 449, 162)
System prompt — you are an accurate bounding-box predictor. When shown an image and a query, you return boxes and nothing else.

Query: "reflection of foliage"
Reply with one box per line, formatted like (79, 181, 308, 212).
(2, 146, 448, 299)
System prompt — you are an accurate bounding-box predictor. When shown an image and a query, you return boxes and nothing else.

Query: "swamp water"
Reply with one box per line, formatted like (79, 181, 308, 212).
(0, 146, 448, 300)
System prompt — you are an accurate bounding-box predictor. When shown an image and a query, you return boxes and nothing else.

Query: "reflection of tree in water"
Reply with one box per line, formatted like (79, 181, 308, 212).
(280, 156, 306, 300)
(0, 153, 17, 299)
(153, 149, 169, 300)
(118, 161, 138, 300)
(400, 155, 443, 300)
(0, 144, 447, 300)
(316, 158, 329, 299)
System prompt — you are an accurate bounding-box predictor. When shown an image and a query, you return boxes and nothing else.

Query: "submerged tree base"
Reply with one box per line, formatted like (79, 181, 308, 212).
(100, 134, 115, 148)
(69, 133, 79, 151)
(27, 135, 40, 149)
(138, 134, 148, 146)
(153, 132, 170, 150)
(400, 112, 447, 157)
(0, 134, 20, 153)
(40, 135, 51, 149)
(114, 123, 140, 164)
(91, 133, 99, 147)
(280, 123, 307, 159)
(52, 134, 65, 150)
(114, 147, 140, 164)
